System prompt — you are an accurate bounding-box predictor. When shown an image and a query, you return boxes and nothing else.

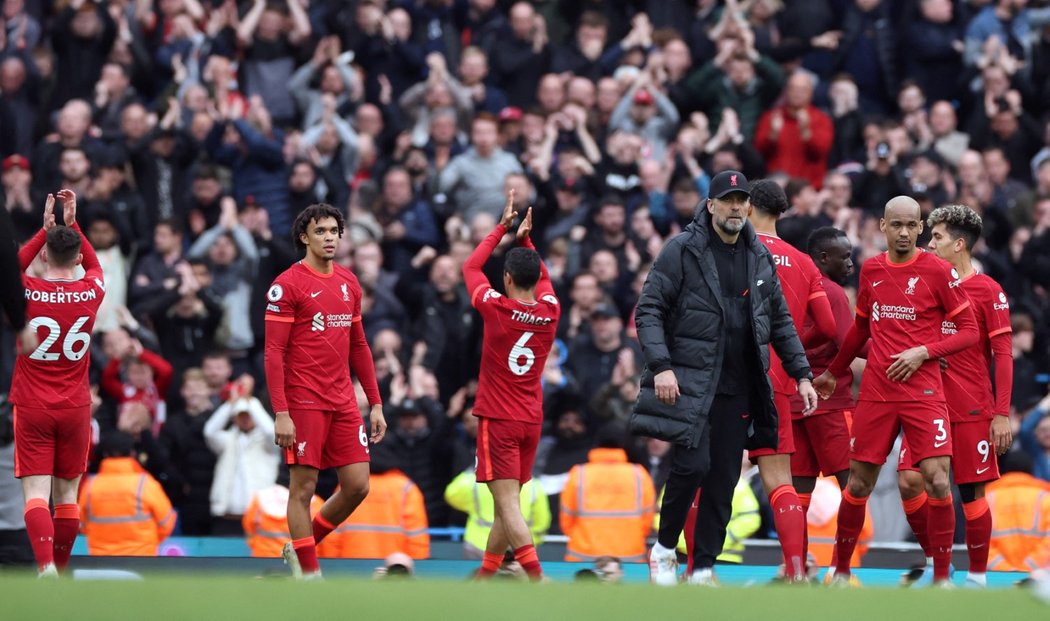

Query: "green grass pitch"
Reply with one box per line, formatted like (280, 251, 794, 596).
(1, 575, 1047, 621)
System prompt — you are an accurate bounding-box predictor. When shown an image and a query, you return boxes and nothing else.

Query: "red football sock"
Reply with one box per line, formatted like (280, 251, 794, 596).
(797, 492, 812, 565)
(292, 536, 320, 575)
(312, 513, 336, 545)
(513, 544, 542, 580)
(52, 504, 80, 573)
(683, 489, 701, 574)
(928, 495, 956, 582)
(24, 498, 54, 571)
(963, 498, 991, 574)
(770, 485, 806, 579)
(834, 490, 868, 576)
(901, 491, 931, 557)
(477, 551, 503, 578)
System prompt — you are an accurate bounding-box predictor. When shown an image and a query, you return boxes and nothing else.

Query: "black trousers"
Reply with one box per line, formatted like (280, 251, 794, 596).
(656, 394, 751, 569)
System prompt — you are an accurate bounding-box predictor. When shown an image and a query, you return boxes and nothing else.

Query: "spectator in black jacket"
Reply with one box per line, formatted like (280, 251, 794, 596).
(160, 368, 218, 535)
(49, 0, 116, 111)
(139, 261, 223, 379)
(567, 302, 642, 415)
(904, 0, 966, 104)
(489, 2, 550, 107)
(129, 219, 184, 316)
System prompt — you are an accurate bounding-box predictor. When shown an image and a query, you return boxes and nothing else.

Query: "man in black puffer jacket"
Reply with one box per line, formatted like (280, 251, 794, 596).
(631, 171, 818, 585)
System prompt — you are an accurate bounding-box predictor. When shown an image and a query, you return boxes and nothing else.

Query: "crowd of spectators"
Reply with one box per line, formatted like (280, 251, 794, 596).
(2, 0, 1050, 547)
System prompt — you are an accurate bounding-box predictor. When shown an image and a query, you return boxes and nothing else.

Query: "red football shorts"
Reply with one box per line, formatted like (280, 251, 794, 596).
(475, 417, 541, 484)
(749, 391, 795, 460)
(898, 419, 999, 484)
(852, 400, 952, 466)
(14, 405, 92, 479)
(285, 409, 370, 469)
(791, 409, 851, 477)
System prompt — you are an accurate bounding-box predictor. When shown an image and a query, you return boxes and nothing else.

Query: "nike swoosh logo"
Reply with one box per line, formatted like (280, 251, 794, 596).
(976, 467, 990, 475)
(934, 440, 948, 448)
(757, 280, 764, 286)
(970, 543, 986, 549)
(873, 280, 884, 287)
(311, 292, 322, 298)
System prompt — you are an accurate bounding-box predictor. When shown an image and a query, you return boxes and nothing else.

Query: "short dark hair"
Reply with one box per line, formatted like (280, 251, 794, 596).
(504, 247, 541, 290)
(807, 226, 848, 258)
(926, 204, 982, 251)
(45, 226, 82, 267)
(156, 218, 183, 236)
(292, 203, 345, 251)
(750, 179, 790, 216)
(784, 177, 811, 204)
(100, 431, 135, 458)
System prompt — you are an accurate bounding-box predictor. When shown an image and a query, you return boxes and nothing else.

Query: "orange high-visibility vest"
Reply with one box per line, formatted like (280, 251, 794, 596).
(78, 457, 176, 556)
(242, 485, 325, 558)
(319, 471, 429, 559)
(560, 448, 656, 563)
(986, 472, 1050, 572)
(806, 477, 873, 567)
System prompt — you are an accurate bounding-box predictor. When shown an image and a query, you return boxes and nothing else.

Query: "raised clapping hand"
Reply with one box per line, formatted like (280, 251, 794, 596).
(56, 188, 77, 226)
(500, 189, 518, 229)
(654, 369, 679, 405)
(516, 206, 533, 241)
(42, 193, 56, 230)
(812, 370, 837, 401)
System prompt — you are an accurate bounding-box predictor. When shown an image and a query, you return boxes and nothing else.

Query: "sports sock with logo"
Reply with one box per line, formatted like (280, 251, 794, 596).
(928, 494, 956, 582)
(833, 490, 867, 576)
(963, 497, 991, 576)
(901, 491, 932, 558)
(52, 504, 80, 572)
(24, 498, 54, 571)
(770, 485, 806, 579)
(797, 492, 812, 565)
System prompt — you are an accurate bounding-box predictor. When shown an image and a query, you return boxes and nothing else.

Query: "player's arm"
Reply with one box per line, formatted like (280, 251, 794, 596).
(463, 192, 516, 305)
(815, 314, 870, 399)
(263, 287, 295, 449)
(18, 193, 53, 270)
(990, 327, 1014, 454)
(801, 288, 835, 349)
(516, 206, 556, 300)
(348, 317, 387, 443)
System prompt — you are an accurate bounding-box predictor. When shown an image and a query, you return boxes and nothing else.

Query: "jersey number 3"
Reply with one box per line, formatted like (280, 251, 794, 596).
(508, 332, 536, 376)
(27, 316, 91, 362)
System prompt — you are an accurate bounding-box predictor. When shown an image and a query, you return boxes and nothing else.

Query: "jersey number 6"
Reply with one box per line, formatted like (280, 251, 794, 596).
(27, 316, 91, 362)
(508, 331, 536, 376)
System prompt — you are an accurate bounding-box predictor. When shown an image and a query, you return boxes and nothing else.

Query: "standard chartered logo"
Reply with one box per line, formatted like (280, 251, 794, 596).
(311, 312, 325, 332)
(872, 301, 880, 322)
(872, 301, 915, 321)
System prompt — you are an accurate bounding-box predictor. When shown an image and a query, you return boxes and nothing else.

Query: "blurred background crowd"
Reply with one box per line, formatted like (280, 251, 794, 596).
(2, 0, 1050, 562)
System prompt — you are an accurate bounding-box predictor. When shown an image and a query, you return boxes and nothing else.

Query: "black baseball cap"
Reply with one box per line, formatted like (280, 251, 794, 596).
(709, 170, 751, 199)
(592, 303, 620, 319)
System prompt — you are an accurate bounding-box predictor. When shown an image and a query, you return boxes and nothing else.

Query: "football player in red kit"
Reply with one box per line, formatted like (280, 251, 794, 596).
(264, 204, 387, 579)
(815, 196, 979, 586)
(12, 190, 104, 577)
(463, 192, 559, 581)
(897, 205, 1012, 588)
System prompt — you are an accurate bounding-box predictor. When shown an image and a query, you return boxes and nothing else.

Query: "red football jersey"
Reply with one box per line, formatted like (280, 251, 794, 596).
(471, 285, 560, 424)
(940, 273, 1012, 422)
(854, 251, 971, 402)
(791, 277, 855, 416)
(759, 233, 827, 394)
(264, 261, 367, 412)
(11, 226, 105, 409)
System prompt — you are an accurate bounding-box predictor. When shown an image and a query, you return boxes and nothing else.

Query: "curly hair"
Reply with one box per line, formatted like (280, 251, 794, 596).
(750, 179, 790, 216)
(926, 204, 982, 252)
(291, 204, 345, 251)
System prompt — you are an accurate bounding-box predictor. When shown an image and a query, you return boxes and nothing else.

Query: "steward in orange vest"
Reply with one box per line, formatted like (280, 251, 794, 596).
(242, 484, 324, 557)
(318, 455, 429, 559)
(986, 452, 1050, 572)
(560, 433, 655, 563)
(78, 432, 176, 556)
